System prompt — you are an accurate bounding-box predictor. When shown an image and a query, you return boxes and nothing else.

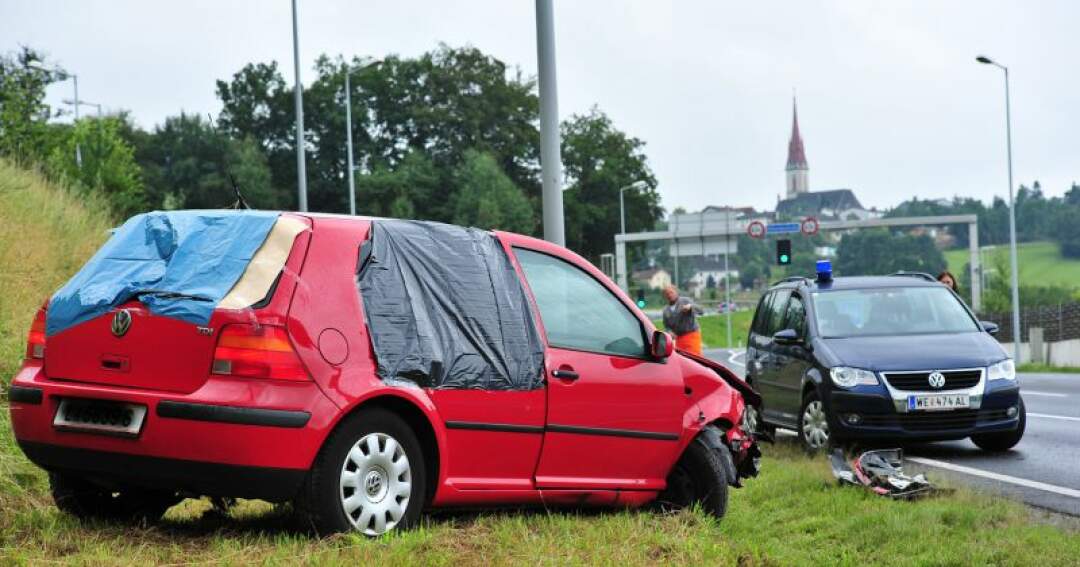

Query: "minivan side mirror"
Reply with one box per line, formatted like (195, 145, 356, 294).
(651, 330, 674, 359)
(773, 328, 800, 345)
(981, 321, 999, 335)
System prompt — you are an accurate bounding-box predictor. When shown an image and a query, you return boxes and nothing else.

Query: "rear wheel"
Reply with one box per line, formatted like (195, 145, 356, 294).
(971, 398, 1026, 452)
(50, 473, 179, 523)
(658, 436, 729, 519)
(798, 390, 830, 452)
(298, 408, 426, 536)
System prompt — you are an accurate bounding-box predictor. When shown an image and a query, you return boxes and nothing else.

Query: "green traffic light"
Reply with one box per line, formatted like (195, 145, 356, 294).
(780, 254, 789, 263)
(636, 300, 646, 308)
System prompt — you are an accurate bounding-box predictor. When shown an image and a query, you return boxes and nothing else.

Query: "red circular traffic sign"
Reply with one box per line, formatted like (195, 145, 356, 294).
(746, 220, 766, 239)
(800, 216, 819, 236)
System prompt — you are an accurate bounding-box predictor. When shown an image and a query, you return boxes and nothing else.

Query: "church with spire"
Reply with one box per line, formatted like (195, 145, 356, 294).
(775, 96, 872, 221)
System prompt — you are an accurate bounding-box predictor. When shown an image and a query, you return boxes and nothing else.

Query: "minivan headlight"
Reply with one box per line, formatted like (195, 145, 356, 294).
(988, 359, 1016, 381)
(829, 367, 878, 388)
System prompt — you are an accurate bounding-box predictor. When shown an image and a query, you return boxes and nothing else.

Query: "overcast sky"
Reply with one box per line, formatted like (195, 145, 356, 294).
(4, 0, 1077, 214)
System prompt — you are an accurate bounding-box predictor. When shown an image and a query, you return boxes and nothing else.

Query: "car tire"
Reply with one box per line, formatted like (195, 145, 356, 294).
(798, 390, 831, 453)
(50, 472, 179, 523)
(298, 407, 426, 536)
(971, 398, 1026, 452)
(657, 435, 729, 519)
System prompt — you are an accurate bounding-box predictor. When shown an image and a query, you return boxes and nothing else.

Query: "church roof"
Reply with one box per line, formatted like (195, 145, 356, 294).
(776, 189, 863, 218)
(786, 98, 808, 171)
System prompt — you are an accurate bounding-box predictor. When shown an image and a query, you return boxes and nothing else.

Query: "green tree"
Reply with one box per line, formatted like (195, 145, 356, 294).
(451, 150, 534, 233)
(136, 112, 277, 210)
(0, 47, 60, 160)
(47, 117, 145, 216)
(561, 107, 663, 262)
(835, 229, 946, 277)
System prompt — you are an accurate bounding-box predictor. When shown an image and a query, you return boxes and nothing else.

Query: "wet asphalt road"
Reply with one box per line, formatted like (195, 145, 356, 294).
(706, 348, 1080, 517)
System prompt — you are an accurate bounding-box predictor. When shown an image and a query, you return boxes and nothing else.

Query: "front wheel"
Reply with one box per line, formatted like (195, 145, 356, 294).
(298, 408, 426, 536)
(971, 398, 1026, 452)
(798, 390, 831, 452)
(658, 436, 729, 519)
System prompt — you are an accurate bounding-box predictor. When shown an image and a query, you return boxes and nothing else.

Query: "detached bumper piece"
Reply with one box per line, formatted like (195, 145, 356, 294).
(829, 448, 939, 499)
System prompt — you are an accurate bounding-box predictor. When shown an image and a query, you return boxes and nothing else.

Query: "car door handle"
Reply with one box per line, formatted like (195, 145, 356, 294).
(551, 369, 579, 380)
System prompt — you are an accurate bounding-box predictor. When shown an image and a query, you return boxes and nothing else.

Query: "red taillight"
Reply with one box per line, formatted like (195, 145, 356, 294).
(26, 304, 47, 359)
(211, 324, 309, 381)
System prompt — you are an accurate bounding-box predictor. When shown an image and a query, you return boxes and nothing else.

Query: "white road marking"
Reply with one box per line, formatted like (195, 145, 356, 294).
(1028, 412, 1080, 423)
(1023, 391, 1068, 398)
(907, 456, 1080, 499)
(727, 350, 746, 368)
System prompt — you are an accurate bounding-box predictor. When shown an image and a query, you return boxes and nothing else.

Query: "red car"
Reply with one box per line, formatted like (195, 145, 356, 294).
(9, 211, 759, 536)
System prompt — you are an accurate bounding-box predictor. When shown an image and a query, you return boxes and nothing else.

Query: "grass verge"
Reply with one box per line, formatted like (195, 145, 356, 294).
(1018, 363, 1080, 374)
(654, 312, 754, 349)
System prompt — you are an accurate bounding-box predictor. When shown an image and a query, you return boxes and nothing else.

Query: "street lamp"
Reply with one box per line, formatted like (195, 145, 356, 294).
(291, 0, 308, 212)
(343, 59, 382, 216)
(63, 99, 102, 119)
(976, 54, 1021, 362)
(29, 64, 81, 167)
(535, 0, 565, 245)
(619, 180, 648, 234)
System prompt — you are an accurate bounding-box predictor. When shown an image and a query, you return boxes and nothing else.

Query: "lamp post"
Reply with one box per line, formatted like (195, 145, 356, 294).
(343, 60, 382, 216)
(535, 0, 565, 245)
(976, 54, 1021, 362)
(291, 0, 308, 212)
(29, 64, 81, 167)
(618, 180, 648, 234)
(63, 99, 102, 119)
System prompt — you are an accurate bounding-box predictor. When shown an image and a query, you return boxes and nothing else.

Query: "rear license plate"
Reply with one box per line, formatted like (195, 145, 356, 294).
(907, 394, 970, 412)
(53, 398, 147, 437)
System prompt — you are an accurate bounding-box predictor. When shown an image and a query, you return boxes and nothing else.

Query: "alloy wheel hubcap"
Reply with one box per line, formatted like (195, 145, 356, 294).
(339, 432, 411, 535)
(802, 400, 829, 449)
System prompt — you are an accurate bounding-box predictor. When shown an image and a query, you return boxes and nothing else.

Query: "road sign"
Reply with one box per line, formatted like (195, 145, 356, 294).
(767, 222, 801, 234)
(746, 220, 766, 239)
(801, 216, 820, 236)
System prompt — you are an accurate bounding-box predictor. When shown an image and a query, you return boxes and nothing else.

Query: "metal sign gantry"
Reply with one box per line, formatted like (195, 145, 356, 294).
(614, 214, 982, 311)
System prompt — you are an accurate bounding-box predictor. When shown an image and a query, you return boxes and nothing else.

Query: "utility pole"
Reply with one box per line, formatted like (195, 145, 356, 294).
(535, 0, 565, 245)
(344, 66, 356, 215)
(724, 208, 733, 348)
(292, 0, 308, 211)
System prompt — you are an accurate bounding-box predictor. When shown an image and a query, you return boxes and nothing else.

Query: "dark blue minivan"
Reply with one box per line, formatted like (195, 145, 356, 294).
(744, 268, 1024, 452)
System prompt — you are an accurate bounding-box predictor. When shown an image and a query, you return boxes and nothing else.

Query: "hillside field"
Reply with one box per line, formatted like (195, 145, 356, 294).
(1, 160, 1078, 564)
(945, 241, 1080, 290)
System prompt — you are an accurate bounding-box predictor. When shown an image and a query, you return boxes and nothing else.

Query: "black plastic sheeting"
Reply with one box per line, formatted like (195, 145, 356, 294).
(358, 220, 545, 390)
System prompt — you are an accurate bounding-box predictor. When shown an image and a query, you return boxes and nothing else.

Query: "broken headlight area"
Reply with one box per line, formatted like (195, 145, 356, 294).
(725, 423, 762, 484)
(829, 448, 946, 500)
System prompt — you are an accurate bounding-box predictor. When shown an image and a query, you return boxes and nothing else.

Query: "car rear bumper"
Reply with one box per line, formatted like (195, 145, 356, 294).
(9, 364, 339, 498)
(827, 385, 1022, 441)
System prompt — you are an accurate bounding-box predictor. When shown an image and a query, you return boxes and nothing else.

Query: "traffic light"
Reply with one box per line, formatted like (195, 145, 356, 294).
(636, 288, 647, 308)
(777, 239, 792, 265)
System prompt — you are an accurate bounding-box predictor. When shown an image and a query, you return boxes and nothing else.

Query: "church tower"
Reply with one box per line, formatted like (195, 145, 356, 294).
(786, 97, 809, 197)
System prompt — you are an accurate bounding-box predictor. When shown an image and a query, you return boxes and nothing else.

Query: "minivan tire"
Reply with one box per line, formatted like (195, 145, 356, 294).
(798, 390, 831, 453)
(298, 408, 426, 536)
(971, 398, 1026, 452)
(50, 472, 179, 523)
(657, 435, 729, 519)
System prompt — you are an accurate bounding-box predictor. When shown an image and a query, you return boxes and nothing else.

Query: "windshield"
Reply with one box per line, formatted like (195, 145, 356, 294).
(812, 286, 979, 338)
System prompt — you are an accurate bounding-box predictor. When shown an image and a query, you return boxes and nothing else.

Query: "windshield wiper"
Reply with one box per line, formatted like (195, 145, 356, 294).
(133, 289, 214, 302)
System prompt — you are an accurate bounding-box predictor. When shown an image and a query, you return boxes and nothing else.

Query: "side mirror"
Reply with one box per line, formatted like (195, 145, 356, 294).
(652, 330, 674, 359)
(773, 328, 800, 345)
(981, 321, 999, 335)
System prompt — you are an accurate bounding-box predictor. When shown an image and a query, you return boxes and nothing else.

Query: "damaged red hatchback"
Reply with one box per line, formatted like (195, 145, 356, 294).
(9, 211, 759, 535)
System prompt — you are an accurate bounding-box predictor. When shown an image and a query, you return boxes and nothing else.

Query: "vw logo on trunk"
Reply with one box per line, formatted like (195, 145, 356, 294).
(111, 309, 132, 337)
(928, 371, 946, 389)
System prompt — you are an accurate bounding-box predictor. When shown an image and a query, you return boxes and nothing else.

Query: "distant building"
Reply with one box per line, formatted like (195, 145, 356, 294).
(631, 268, 672, 290)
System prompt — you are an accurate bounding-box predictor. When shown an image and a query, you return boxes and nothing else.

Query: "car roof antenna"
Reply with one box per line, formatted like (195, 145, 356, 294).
(207, 113, 251, 210)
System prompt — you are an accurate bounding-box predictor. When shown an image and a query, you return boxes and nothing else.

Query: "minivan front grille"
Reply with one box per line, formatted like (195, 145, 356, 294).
(883, 370, 982, 391)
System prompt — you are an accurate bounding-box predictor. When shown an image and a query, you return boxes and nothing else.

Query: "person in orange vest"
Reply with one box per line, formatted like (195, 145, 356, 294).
(662, 285, 704, 355)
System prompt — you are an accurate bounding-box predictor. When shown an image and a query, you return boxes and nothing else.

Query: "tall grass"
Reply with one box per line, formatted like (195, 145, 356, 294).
(0, 158, 114, 384)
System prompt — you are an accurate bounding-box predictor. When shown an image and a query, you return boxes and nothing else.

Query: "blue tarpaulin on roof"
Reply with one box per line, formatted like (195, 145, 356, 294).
(47, 210, 280, 336)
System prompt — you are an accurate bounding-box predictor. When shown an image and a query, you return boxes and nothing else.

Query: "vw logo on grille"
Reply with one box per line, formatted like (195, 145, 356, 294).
(111, 309, 132, 337)
(928, 371, 946, 389)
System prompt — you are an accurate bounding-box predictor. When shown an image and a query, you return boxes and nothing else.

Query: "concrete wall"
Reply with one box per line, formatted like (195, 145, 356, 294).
(1000, 338, 1080, 367)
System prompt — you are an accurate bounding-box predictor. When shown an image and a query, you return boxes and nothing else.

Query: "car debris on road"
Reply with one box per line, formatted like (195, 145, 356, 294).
(829, 448, 938, 499)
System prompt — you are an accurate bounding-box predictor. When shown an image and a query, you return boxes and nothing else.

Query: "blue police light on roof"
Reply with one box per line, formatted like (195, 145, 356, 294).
(816, 259, 833, 283)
